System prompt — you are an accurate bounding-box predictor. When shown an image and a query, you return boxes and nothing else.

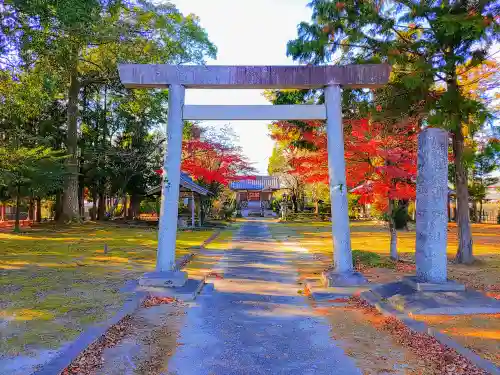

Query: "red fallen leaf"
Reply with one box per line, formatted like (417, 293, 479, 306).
(142, 296, 177, 308)
(336, 2, 345, 10)
(486, 292, 500, 299)
(206, 272, 224, 279)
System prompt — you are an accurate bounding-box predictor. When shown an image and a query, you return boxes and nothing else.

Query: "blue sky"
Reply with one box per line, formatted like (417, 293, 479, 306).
(171, 0, 312, 175)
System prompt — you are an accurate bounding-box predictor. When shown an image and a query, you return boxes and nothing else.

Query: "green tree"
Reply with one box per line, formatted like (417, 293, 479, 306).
(0, 147, 67, 231)
(2, 0, 216, 221)
(287, 0, 499, 263)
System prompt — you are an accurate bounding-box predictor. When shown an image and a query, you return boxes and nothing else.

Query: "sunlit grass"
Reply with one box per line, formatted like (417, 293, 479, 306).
(268, 220, 500, 288)
(269, 220, 500, 258)
(0, 223, 216, 354)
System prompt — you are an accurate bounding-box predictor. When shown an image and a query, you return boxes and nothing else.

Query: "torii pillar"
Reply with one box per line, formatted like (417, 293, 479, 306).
(119, 64, 390, 288)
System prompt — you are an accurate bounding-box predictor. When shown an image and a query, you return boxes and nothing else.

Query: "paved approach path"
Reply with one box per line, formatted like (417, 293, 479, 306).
(166, 219, 361, 375)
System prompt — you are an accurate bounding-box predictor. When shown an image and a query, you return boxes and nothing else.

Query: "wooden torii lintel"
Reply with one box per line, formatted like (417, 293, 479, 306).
(118, 64, 391, 89)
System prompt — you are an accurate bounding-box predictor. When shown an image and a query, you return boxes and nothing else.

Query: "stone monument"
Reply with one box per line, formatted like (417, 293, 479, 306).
(406, 127, 463, 291)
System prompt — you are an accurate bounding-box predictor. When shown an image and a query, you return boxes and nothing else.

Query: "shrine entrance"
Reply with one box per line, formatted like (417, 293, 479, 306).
(118, 63, 390, 286)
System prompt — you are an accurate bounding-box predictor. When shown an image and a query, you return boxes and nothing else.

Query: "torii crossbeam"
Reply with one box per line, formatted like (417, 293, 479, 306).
(119, 64, 390, 288)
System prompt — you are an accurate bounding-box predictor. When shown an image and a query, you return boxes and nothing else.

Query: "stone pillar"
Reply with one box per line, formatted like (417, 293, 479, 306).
(156, 84, 185, 272)
(323, 85, 366, 286)
(415, 128, 449, 283)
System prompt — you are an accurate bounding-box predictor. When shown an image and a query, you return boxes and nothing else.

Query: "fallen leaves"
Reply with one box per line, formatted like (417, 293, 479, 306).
(61, 315, 133, 375)
(206, 271, 224, 279)
(349, 296, 488, 375)
(382, 317, 487, 375)
(395, 261, 416, 273)
(142, 296, 178, 308)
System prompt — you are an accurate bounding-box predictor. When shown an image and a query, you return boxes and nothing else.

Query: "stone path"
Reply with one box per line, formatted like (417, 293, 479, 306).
(165, 219, 362, 375)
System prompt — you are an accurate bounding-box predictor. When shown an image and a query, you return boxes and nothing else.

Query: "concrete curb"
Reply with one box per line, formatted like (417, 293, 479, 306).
(33, 292, 147, 375)
(197, 228, 224, 250)
(359, 292, 500, 375)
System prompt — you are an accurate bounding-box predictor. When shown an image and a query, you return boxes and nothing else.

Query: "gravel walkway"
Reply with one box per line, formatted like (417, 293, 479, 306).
(166, 219, 362, 375)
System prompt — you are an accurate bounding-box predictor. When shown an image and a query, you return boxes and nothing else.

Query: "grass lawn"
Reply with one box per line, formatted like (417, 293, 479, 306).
(268, 220, 500, 291)
(0, 223, 216, 355)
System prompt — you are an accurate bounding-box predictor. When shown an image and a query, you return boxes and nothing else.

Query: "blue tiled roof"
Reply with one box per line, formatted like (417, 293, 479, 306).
(230, 176, 280, 191)
(146, 172, 209, 196)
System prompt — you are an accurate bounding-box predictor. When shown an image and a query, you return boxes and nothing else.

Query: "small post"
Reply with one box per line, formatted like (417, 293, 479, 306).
(415, 128, 449, 283)
(323, 85, 366, 286)
(191, 192, 195, 228)
(197, 196, 202, 227)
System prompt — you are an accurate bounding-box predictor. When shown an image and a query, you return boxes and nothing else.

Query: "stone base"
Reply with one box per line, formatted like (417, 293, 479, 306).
(367, 281, 500, 315)
(321, 270, 368, 287)
(137, 278, 205, 302)
(139, 271, 187, 288)
(403, 276, 465, 292)
(306, 278, 376, 303)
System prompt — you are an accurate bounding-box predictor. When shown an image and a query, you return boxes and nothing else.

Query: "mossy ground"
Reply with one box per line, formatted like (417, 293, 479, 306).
(0, 222, 216, 355)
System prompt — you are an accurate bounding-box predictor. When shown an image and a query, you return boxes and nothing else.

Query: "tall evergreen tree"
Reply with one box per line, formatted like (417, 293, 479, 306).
(287, 0, 499, 263)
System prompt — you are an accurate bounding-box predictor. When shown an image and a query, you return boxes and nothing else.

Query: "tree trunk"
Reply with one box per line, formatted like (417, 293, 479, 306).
(28, 198, 35, 222)
(291, 193, 298, 213)
(127, 194, 141, 220)
(78, 179, 85, 219)
(107, 196, 121, 218)
(54, 192, 63, 221)
(90, 189, 97, 221)
(0, 203, 4, 221)
(123, 195, 128, 218)
(98, 192, 106, 220)
(388, 199, 398, 260)
(447, 196, 451, 222)
(36, 197, 42, 223)
(61, 59, 80, 222)
(314, 200, 319, 216)
(453, 129, 474, 264)
(479, 200, 483, 223)
(14, 186, 21, 232)
(472, 200, 478, 223)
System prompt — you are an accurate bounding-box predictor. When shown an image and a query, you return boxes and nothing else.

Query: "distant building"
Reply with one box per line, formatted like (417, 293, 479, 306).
(230, 176, 280, 217)
(485, 182, 500, 202)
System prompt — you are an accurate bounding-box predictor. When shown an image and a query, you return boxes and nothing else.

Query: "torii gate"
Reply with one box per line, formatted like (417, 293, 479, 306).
(119, 64, 390, 287)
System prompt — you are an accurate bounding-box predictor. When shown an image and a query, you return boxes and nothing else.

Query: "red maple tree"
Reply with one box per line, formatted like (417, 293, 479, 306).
(271, 118, 418, 259)
(181, 137, 255, 186)
(271, 118, 417, 206)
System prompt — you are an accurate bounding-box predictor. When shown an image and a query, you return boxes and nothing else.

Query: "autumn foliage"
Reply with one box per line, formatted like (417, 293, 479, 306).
(181, 138, 254, 186)
(270, 118, 418, 211)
